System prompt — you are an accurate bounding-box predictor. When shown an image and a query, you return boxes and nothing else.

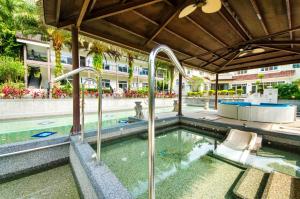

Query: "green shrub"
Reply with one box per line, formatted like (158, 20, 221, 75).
(220, 90, 228, 95)
(275, 83, 299, 99)
(208, 89, 215, 96)
(0, 56, 24, 83)
(228, 90, 235, 96)
(236, 89, 243, 96)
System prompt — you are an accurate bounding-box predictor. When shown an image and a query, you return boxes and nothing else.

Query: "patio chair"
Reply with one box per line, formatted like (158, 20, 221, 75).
(214, 129, 258, 164)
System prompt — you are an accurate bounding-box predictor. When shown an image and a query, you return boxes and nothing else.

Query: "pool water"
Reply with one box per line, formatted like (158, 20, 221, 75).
(0, 165, 80, 199)
(100, 129, 244, 199)
(1, 106, 202, 145)
(253, 146, 300, 177)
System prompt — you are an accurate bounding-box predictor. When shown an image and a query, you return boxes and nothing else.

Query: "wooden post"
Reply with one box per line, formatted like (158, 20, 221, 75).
(72, 25, 80, 134)
(177, 74, 183, 116)
(215, 73, 219, 110)
(23, 45, 28, 88)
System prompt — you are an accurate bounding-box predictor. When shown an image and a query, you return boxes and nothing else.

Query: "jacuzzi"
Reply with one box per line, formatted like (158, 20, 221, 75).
(218, 101, 297, 123)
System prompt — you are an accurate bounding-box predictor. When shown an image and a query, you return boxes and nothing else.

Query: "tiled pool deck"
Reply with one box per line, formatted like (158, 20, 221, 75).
(156, 108, 300, 136)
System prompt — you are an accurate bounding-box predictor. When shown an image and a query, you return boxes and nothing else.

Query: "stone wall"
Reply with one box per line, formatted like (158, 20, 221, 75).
(0, 98, 175, 120)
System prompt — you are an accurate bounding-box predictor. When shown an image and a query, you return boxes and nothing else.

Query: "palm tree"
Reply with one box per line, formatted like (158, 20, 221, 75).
(47, 28, 71, 77)
(125, 50, 136, 91)
(87, 41, 109, 74)
(188, 76, 204, 92)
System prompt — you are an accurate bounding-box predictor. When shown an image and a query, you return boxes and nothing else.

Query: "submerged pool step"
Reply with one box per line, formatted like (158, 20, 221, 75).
(262, 172, 300, 199)
(233, 167, 269, 199)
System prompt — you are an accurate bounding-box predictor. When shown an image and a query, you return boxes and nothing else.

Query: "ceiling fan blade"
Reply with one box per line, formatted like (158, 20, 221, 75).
(238, 52, 249, 57)
(252, 48, 265, 54)
(202, 0, 222, 13)
(179, 4, 197, 18)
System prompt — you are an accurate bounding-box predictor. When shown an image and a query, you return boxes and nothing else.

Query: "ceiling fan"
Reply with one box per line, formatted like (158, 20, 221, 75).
(179, 0, 222, 18)
(238, 47, 265, 57)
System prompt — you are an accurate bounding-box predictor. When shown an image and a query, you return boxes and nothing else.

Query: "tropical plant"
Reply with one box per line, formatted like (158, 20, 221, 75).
(188, 76, 204, 92)
(275, 83, 299, 99)
(0, 56, 24, 83)
(236, 88, 243, 96)
(228, 90, 235, 98)
(87, 41, 108, 74)
(208, 89, 215, 96)
(257, 73, 265, 82)
(126, 50, 138, 91)
(0, 0, 46, 57)
(47, 28, 71, 77)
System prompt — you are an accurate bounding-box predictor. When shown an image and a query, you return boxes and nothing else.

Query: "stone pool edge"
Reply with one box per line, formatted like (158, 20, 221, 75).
(70, 136, 133, 199)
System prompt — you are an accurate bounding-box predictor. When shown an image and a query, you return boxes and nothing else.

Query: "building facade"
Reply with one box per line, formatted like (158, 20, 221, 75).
(211, 64, 300, 94)
(17, 34, 210, 94)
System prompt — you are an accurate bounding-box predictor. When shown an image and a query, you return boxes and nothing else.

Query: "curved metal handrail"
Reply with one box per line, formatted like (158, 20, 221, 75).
(148, 45, 187, 199)
(81, 78, 98, 142)
(49, 67, 103, 162)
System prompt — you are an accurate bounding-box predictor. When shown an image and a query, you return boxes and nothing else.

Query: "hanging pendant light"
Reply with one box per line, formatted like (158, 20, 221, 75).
(252, 48, 265, 54)
(179, 0, 222, 18)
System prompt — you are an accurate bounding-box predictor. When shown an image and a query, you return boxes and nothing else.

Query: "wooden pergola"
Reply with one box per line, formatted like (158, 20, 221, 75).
(43, 0, 300, 133)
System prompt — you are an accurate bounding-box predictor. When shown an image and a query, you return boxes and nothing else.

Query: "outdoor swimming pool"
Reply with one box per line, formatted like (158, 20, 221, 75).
(0, 164, 79, 199)
(98, 129, 244, 198)
(91, 128, 300, 198)
(0, 106, 203, 145)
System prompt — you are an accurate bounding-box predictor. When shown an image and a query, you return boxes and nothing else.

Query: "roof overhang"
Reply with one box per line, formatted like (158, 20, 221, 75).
(42, 0, 300, 73)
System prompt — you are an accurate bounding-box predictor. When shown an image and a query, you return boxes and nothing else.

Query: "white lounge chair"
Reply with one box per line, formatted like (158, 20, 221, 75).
(214, 129, 258, 164)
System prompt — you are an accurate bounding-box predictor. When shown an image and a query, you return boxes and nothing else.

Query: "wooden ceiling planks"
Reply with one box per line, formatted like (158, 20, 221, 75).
(43, 0, 300, 73)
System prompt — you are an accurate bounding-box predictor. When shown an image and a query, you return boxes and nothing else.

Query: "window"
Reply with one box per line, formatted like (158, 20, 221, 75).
(261, 66, 278, 71)
(103, 64, 110, 70)
(232, 84, 247, 94)
(102, 79, 110, 88)
(139, 68, 148, 75)
(80, 56, 86, 67)
(118, 81, 127, 89)
(293, 63, 300, 68)
(118, 65, 128, 73)
(142, 83, 148, 88)
(237, 70, 247, 74)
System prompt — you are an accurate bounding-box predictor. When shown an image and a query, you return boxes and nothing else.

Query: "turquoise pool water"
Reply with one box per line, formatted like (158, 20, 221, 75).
(0, 165, 79, 199)
(100, 129, 243, 199)
(0, 106, 203, 145)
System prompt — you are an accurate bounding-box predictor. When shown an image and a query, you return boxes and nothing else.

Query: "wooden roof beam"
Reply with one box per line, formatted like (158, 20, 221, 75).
(200, 50, 235, 69)
(217, 50, 241, 71)
(286, 0, 293, 48)
(185, 16, 227, 47)
(219, 58, 300, 73)
(55, 0, 61, 25)
(249, 0, 269, 35)
(220, 1, 252, 41)
(144, 2, 187, 46)
(59, 0, 163, 27)
(132, 10, 226, 62)
(76, 0, 91, 27)
(259, 45, 300, 55)
(252, 40, 300, 45)
(88, 0, 97, 13)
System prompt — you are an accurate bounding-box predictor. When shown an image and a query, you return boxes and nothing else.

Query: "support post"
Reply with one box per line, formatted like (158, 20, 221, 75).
(72, 25, 80, 134)
(23, 45, 28, 88)
(47, 47, 51, 84)
(177, 74, 183, 116)
(215, 73, 219, 110)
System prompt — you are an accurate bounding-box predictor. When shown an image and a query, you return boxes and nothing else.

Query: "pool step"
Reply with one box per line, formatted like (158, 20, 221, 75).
(261, 172, 300, 199)
(233, 167, 269, 199)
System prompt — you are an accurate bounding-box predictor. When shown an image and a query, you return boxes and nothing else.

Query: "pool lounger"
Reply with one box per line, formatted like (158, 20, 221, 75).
(214, 129, 258, 164)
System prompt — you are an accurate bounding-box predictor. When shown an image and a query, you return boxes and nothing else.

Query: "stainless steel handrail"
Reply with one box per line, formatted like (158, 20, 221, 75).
(50, 67, 103, 162)
(0, 142, 70, 158)
(148, 45, 187, 199)
(81, 78, 97, 142)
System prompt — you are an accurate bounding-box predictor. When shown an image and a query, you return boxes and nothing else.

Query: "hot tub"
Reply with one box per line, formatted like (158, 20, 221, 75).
(218, 102, 297, 123)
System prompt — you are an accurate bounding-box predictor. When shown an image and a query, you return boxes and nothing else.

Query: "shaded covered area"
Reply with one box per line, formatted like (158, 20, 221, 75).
(43, 0, 300, 73)
(42, 0, 300, 130)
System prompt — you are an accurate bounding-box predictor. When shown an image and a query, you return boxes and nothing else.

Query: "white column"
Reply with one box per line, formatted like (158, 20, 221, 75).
(23, 45, 28, 88)
(47, 47, 51, 83)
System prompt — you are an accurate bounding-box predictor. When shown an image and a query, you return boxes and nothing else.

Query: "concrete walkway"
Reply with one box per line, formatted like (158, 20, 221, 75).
(155, 107, 300, 136)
